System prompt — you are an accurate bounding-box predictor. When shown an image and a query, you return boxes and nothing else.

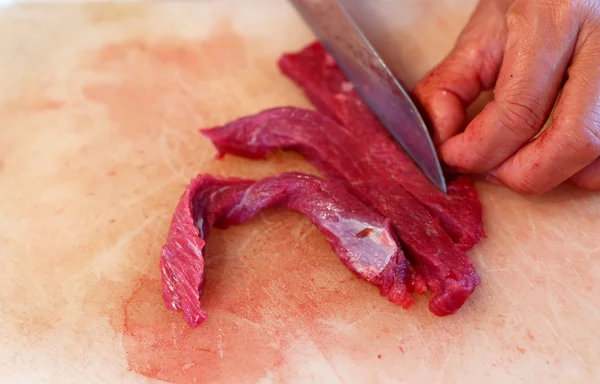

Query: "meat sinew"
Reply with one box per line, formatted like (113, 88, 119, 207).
(278, 42, 485, 251)
(203, 107, 479, 316)
(160, 172, 415, 327)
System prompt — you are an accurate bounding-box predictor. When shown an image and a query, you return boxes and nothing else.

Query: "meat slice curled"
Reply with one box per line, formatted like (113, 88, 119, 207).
(202, 107, 479, 316)
(160, 172, 414, 328)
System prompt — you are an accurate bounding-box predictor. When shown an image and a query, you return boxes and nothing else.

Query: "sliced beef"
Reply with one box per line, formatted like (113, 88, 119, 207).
(203, 107, 479, 316)
(160, 172, 414, 327)
(278, 41, 485, 251)
(160, 176, 251, 327)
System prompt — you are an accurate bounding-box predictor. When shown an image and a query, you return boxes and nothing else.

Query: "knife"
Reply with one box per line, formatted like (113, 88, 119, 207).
(288, 0, 447, 193)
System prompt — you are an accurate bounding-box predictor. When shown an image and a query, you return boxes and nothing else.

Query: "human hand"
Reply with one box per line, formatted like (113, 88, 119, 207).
(414, 0, 600, 194)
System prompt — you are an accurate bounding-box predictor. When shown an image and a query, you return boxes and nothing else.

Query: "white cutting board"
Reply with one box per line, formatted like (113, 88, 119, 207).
(0, 1, 599, 383)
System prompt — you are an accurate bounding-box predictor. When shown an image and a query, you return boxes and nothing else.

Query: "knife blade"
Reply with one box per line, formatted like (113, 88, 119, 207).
(289, 0, 447, 193)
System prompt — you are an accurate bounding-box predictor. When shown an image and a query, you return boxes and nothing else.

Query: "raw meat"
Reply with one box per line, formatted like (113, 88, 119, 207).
(161, 41, 487, 323)
(203, 107, 479, 316)
(160, 176, 251, 327)
(160, 172, 415, 327)
(278, 42, 485, 251)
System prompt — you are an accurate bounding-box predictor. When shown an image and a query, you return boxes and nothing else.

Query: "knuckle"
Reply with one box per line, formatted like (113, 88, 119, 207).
(506, 5, 530, 32)
(458, 43, 503, 88)
(579, 121, 600, 152)
(557, 111, 600, 155)
(497, 97, 546, 138)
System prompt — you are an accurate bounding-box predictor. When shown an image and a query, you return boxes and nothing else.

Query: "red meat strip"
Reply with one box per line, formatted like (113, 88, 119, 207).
(278, 41, 485, 251)
(160, 172, 414, 327)
(202, 107, 479, 316)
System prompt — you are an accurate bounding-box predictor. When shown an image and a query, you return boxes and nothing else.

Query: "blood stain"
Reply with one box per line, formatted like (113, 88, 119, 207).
(516, 346, 525, 354)
(81, 20, 248, 142)
(110, 218, 383, 383)
(355, 227, 373, 238)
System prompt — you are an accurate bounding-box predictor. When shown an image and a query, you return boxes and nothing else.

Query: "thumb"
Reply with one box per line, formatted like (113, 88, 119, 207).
(414, 0, 510, 145)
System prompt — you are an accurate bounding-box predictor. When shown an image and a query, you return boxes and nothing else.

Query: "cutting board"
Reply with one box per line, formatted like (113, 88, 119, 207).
(1, 1, 599, 383)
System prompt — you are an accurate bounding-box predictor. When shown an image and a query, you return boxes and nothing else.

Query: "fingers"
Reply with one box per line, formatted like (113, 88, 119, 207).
(441, 0, 580, 173)
(413, 0, 508, 145)
(570, 157, 600, 190)
(491, 24, 600, 194)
